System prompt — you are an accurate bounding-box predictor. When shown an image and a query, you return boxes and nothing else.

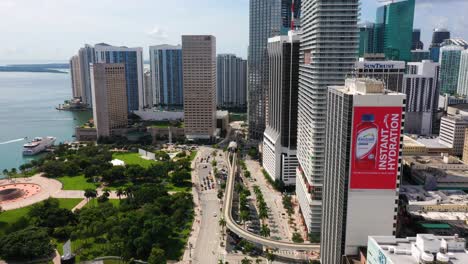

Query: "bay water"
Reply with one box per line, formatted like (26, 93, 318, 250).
(0, 71, 92, 177)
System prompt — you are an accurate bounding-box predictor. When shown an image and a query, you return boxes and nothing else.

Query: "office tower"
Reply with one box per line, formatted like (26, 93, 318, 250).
(429, 28, 450, 62)
(439, 45, 464, 95)
(441, 38, 468, 49)
(182, 35, 217, 140)
(263, 31, 300, 186)
(439, 106, 468, 156)
(69, 55, 83, 99)
(143, 70, 152, 108)
(321, 79, 404, 263)
(411, 50, 430, 62)
(374, 0, 415, 61)
(404, 60, 440, 135)
(296, 0, 359, 234)
(91, 63, 128, 138)
(358, 23, 375, 57)
(149, 45, 183, 108)
(94, 43, 144, 112)
(458, 50, 468, 96)
(463, 129, 468, 164)
(354, 58, 406, 92)
(248, 0, 301, 140)
(217, 54, 247, 109)
(412, 29, 424, 50)
(76, 44, 95, 107)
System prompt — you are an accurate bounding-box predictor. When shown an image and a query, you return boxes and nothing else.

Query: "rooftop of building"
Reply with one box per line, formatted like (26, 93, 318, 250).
(332, 78, 405, 96)
(404, 155, 464, 167)
(370, 234, 468, 264)
(400, 185, 468, 206)
(413, 137, 451, 150)
(403, 135, 426, 148)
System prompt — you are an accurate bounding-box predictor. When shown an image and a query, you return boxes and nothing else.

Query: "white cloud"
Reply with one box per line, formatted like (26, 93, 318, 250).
(146, 26, 169, 41)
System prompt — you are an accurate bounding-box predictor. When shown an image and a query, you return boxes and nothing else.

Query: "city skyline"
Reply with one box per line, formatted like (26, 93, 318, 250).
(1, 0, 468, 61)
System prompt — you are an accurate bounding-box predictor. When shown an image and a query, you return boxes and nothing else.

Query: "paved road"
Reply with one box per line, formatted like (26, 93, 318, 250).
(223, 152, 320, 251)
(244, 157, 293, 241)
(192, 147, 222, 264)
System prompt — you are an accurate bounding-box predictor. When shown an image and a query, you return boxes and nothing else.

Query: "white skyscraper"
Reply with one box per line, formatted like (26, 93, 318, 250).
(295, 0, 359, 234)
(403, 60, 440, 135)
(322, 79, 404, 263)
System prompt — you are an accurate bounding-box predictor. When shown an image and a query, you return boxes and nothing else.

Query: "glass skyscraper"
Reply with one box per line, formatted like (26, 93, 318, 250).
(374, 0, 415, 61)
(149, 45, 183, 108)
(439, 45, 464, 95)
(217, 54, 247, 109)
(358, 23, 375, 57)
(248, 0, 301, 140)
(429, 28, 450, 62)
(94, 43, 144, 112)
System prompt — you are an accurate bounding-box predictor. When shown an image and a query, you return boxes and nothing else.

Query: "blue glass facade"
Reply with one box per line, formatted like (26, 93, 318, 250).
(150, 45, 183, 108)
(94, 44, 143, 112)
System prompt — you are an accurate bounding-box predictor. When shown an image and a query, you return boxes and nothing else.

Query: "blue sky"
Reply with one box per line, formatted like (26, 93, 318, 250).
(0, 0, 466, 61)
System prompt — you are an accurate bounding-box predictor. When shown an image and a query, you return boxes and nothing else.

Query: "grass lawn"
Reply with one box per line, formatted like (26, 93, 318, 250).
(112, 152, 155, 168)
(189, 150, 197, 161)
(166, 182, 191, 193)
(56, 175, 99, 190)
(0, 198, 83, 227)
(84, 199, 120, 208)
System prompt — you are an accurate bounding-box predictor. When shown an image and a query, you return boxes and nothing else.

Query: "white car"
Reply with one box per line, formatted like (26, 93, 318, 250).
(213, 213, 217, 217)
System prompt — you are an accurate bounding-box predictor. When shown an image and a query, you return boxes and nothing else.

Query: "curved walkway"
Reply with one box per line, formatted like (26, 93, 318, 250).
(222, 152, 320, 252)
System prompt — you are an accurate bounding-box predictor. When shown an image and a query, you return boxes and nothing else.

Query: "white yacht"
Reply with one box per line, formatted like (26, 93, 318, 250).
(22, 136, 56, 156)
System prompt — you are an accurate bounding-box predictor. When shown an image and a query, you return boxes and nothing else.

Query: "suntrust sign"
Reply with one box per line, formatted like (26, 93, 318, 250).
(356, 61, 405, 70)
(350, 106, 402, 189)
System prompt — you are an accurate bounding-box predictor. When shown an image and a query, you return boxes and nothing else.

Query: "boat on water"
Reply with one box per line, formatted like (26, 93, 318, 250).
(22, 136, 56, 156)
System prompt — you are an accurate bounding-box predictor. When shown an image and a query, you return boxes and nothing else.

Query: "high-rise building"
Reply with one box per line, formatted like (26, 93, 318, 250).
(411, 50, 430, 62)
(458, 50, 468, 97)
(69, 55, 83, 99)
(91, 63, 128, 138)
(321, 79, 404, 263)
(442, 38, 468, 49)
(463, 128, 468, 164)
(404, 60, 440, 135)
(248, 0, 301, 140)
(182, 35, 217, 140)
(296, 0, 359, 234)
(143, 70, 152, 109)
(412, 29, 424, 50)
(429, 28, 450, 62)
(94, 43, 144, 112)
(439, 104, 468, 156)
(263, 31, 300, 186)
(75, 44, 95, 107)
(439, 45, 464, 95)
(149, 45, 183, 108)
(217, 54, 247, 109)
(355, 58, 406, 92)
(358, 23, 375, 57)
(374, 0, 415, 61)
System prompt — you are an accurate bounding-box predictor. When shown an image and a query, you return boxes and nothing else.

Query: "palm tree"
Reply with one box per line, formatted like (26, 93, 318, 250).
(102, 187, 110, 198)
(10, 168, 17, 176)
(84, 188, 97, 202)
(260, 224, 270, 237)
(219, 217, 227, 240)
(241, 258, 252, 264)
(116, 187, 124, 200)
(255, 259, 262, 264)
(2, 169, 8, 175)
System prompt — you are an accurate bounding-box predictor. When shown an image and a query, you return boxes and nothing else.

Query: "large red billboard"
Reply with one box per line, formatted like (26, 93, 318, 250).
(350, 106, 402, 189)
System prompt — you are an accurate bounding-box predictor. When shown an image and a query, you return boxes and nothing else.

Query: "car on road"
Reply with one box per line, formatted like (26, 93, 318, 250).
(213, 213, 217, 217)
